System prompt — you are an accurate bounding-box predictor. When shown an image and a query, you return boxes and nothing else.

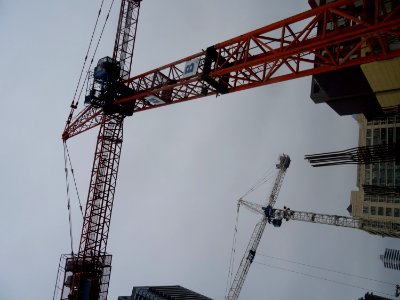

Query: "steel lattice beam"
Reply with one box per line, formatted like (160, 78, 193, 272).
(239, 199, 400, 238)
(63, 0, 400, 141)
(305, 143, 400, 167)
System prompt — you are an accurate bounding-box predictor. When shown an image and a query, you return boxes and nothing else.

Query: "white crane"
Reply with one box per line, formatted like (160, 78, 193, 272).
(226, 198, 400, 300)
(226, 154, 291, 300)
(238, 199, 400, 237)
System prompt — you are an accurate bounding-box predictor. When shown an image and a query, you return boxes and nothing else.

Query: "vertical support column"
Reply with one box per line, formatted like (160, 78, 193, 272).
(113, 0, 142, 79)
(61, 115, 124, 300)
(79, 115, 124, 257)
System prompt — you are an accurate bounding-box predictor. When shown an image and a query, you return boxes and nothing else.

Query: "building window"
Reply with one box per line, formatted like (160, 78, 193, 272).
(386, 208, 392, 216)
(387, 196, 393, 204)
(388, 128, 394, 144)
(395, 165, 400, 187)
(379, 195, 385, 203)
(379, 163, 386, 186)
(394, 196, 400, 204)
(381, 128, 387, 144)
(373, 128, 380, 145)
(394, 208, 400, 217)
(371, 206, 377, 215)
(363, 206, 369, 214)
(371, 195, 378, 202)
(378, 207, 384, 216)
(366, 129, 371, 146)
(387, 162, 394, 186)
(365, 164, 371, 185)
(364, 194, 370, 202)
(372, 164, 379, 185)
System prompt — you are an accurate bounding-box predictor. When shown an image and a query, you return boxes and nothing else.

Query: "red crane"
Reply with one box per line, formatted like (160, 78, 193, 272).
(56, 1, 400, 299)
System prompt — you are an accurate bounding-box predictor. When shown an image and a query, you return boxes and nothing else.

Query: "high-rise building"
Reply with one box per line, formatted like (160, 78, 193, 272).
(349, 114, 400, 238)
(308, 0, 400, 119)
(380, 248, 400, 271)
(118, 285, 212, 300)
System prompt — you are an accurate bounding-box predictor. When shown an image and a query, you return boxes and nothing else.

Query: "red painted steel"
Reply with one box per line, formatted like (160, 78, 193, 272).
(63, 0, 400, 141)
(59, 1, 141, 299)
(113, 0, 141, 79)
(59, 1, 400, 299)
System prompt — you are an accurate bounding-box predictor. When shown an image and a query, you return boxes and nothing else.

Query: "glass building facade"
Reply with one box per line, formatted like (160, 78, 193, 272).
(350, 114, 400, 237)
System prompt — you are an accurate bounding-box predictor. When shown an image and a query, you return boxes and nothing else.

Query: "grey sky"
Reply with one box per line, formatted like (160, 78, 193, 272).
(0, 1, 399, 299)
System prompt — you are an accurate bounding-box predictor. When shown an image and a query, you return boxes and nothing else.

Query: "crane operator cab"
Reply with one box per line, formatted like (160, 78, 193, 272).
(276, 154, 291, 169)
(263, 205, 274, 223)
(272, 218, 282, 227)
(85, 56, 135, 116)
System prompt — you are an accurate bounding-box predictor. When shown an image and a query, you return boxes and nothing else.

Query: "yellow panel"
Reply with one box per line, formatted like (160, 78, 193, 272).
(377, 91, 400, 107)
(361, 57, 400, 92)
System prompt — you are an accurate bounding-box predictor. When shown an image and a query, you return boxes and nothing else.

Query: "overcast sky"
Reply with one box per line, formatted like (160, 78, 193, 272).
(0, 1, 399, 300)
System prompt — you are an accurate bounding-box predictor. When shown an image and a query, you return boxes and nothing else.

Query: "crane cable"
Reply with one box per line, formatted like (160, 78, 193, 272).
(253, 261, 395, 298)
(257, 253, 398, 286)
(62, 142, 86, 255)
(225, 203, 241, 295)
(64, 143, 84, 218)
(75, 0, 116, 108)
(70, 0, 107, 109)
(63, 142, 75, 255)
(67, 0, 116, 127)
(240, 164, 276, 199)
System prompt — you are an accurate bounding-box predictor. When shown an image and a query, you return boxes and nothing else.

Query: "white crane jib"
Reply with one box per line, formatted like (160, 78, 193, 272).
(239, 199, 400, 237)
(226, 154, 290, 300)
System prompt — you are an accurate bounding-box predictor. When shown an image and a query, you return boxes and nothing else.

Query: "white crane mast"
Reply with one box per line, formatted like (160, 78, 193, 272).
(226, 154, 290, 300)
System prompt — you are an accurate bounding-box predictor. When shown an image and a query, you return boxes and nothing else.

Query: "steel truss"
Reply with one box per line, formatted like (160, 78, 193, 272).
(239, 199, 400, 238)
(227, 155, 290, 300)
(113, 0, 142, 80)
(60, 116, 124, 300)
(305, 143, 400, 167)
(63, 0, 400, 140)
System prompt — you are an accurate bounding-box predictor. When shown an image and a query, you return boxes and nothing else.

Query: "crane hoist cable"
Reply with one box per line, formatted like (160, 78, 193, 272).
(225, 203, 241, 295)
(240, 164, 276, 199)
(62, 141, 87, 255)
(64, 143, 84, 218)
(75, 0, 116, 106)
(67, 0, 116, 128)
(63, 142, 75, 255)
(257, 253, 398, 287)
(71, 0, 107, 108)
(253, 261, 395, 298)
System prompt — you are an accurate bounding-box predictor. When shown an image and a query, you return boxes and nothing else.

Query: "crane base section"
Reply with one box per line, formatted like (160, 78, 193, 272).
(53, 254, 112, 300)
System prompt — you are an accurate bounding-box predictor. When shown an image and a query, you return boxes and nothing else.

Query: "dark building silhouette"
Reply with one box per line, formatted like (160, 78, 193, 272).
(118, 285, 212, 300)
(359, 292, 393, 300)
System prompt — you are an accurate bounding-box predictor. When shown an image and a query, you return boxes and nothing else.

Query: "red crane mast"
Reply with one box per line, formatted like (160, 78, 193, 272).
(58, 1, 142, 300)
(57, 1, 400, 299)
